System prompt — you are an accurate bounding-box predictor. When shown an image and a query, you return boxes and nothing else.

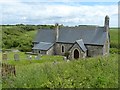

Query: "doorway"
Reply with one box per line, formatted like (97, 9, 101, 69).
(74, 49, 79, 59)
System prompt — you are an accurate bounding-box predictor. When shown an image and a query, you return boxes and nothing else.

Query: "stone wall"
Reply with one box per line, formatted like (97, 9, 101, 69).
(32, 49, 46, 55)
(47, 46, 54, 55)
(32, 49, 39, 53)
(32, 46, 54, 55)
(55, 43, 73, 55)
(40, 50, 46, 55)
(86, 45, 103, 57)
(103, 39, 110, 56)
(69, 43, 86, 59)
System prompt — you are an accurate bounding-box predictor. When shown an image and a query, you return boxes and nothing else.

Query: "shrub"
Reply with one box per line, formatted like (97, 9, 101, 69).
(110, 48, 119, 54)
(64, 52, 70, 59)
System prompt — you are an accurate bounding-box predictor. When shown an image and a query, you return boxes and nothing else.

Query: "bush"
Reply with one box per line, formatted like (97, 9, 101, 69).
(64, 52, 70, 59)
(110, 48, 119, 54)
(18, 44, 32, 52)
(2, 54, 118, 88)
(110, 42, 119, 49)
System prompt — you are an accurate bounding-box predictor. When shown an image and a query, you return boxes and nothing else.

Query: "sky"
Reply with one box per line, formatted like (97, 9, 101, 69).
(0, 0, 119, 27)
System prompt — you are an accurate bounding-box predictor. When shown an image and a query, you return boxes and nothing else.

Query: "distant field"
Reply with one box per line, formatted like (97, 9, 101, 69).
(1, 27, 119, 88)
(110, 28, 118, 48)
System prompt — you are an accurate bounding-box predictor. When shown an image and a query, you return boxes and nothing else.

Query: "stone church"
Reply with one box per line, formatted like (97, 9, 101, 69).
(32, 16, 110, 59)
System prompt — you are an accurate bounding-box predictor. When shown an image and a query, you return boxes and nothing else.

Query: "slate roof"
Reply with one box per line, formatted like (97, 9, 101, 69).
(33, 29, 55, 43)
(76, 39, 87, 52)
(32, 42, 54, 50)
(33, 25, 107, 45)
(58, 26, 106, 45)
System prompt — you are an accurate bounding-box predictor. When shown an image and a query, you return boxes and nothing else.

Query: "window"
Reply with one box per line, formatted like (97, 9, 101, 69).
(39, 50, 41, 54)
(61, 45, 65, 53)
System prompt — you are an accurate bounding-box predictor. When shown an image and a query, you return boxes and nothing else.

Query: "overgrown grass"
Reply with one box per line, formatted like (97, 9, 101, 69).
(2, 54, 118, 88)
(110, 28, 119, 49)
(2, 52, 63, 66)
(2, 28, 119, 88)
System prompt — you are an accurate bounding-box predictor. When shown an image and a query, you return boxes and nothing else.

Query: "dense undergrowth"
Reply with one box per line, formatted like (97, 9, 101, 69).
(2, 54, 118, 88)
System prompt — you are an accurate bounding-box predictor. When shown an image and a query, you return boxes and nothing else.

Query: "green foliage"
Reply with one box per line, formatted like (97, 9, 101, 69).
(2, 53, 118, 88)
(2, 25, 37, 52)
(2, 24, 57, 52)
(64, 52, 70, 59)
(110, 48, 120, 54)
(16, 24, 38, 31)
(109, 29, 119, 49)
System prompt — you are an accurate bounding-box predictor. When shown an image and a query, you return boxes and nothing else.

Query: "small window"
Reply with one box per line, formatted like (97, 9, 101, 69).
(61, 45, 65, 53)
(39, 50, 41, 54)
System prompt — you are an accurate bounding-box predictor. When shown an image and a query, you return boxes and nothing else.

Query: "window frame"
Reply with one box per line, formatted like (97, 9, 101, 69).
(61, 45, 65, 53)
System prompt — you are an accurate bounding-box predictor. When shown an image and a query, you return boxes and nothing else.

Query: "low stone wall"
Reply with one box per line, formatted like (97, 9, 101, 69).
(86, 45, 103, 57)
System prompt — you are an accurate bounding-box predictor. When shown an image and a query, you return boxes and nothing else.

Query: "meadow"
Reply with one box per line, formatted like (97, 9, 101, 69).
(1, 27, 119, 88)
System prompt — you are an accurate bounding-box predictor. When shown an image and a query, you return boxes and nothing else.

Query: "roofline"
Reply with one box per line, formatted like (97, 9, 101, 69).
(32, 48, 47, 51)
(47, 43, 55, 51)
(56, 42, 73, 44)
(68, 43, 74, 51)
(32, 41, 104, 46)
(32, 49, 48, 51)
(32, 43, 54, 51)
(85, 44, 104, 46)
(56, 42, 104, 46)
(32, 48, 48, 51)
(75, 42, 87, 52)
(68, 42, 86, 52)
(39, 43, 54, 51)
(32, 41, 39, 43)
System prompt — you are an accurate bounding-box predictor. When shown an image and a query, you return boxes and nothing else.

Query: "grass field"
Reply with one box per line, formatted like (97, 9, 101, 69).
(2, 53, 118, 88)
(2, 52, 64, 65)
(1, 28, 119, 88)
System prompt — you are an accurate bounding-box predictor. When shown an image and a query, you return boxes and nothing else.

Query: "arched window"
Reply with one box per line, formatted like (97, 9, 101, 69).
(61, 45, 65, 53)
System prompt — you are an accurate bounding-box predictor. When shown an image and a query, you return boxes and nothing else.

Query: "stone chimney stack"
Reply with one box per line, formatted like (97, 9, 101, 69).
(55, 23, 59, 42)
(104, 15, 110, 32)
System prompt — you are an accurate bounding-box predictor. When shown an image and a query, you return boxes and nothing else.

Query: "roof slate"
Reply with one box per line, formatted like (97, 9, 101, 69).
(58, 26, 106, 45)
(33, 25, 107, 45)
(76, 39, 87, 52)
(33, 29, 55, 43)
(32, 42, 54, 50)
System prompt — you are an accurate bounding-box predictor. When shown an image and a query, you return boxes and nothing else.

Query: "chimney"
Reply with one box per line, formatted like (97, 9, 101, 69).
(55, 23, 59, 42)
(104, 15, 110, 32)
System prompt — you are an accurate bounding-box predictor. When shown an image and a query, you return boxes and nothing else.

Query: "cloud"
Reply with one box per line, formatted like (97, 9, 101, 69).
(1, 0, 119, 2)
(0, 1, 118, 27)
